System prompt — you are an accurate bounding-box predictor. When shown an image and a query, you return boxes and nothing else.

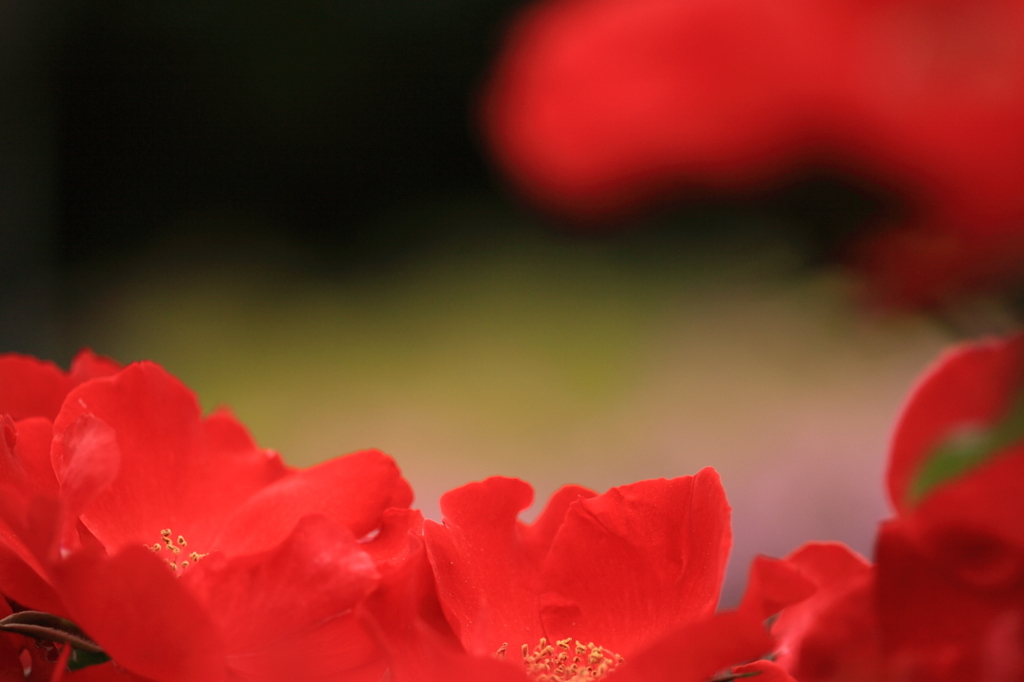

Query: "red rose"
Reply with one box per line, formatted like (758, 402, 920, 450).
(0, 357, 416, 682)
(372, 469, 779, 681)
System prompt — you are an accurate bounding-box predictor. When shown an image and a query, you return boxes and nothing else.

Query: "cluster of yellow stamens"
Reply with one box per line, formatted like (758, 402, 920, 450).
(145, 528, 207, 574)
(501, 637, 624, 681)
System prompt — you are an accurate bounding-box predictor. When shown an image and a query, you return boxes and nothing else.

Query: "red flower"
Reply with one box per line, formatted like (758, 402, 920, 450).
(424, 471, 729, 660)
(483, 0, 1024, 306)
(0, 358, 416, 682)
(394, 469, 768, 680)
(762, 334, 1024, 680)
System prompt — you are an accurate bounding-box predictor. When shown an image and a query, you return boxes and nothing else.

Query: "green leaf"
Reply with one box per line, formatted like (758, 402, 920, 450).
(908, 391, 1024, 504)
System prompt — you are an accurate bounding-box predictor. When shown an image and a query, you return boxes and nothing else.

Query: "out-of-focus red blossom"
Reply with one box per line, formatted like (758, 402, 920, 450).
(0, 354, 417, 682)
(371, 468, 785, 681)
(759, 334, 1024, 681)
(484, 0, 1024, 307)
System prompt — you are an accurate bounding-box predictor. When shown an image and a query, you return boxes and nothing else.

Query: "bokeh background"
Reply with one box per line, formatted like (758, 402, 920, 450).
(2, 1, 955, 605)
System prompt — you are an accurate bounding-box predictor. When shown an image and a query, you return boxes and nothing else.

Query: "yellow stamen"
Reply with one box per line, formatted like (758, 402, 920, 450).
(514, 637, 623, 681)
(149, 528, 206, 575)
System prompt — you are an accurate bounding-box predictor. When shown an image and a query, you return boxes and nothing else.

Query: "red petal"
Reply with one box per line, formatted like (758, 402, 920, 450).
(0, 631, 30, 682)
(54, 546, 226, 682)
(539, 468, 731, 656)
(0, 492, 66, 617)
(67, 350, 121, 386)
(0, 356, 68, 422)
(611, 611, 772, 682)
(0, 626, 64, 682)
(361, 508, 426, 572)
(0, 418, 58, 501)
(887, 335, 1024, 512)
(423, 477, 548, 656)
(52, 363, 286, 554)
(379, 621, 531, 682)
(0, 491, 63, 580)
(0, 351, 120, 424)
(387, 476, 415, 510)
(739, 555, 817, 623)
(214, 449, 409, 556)
(874, 519, 1024, 680)
(362, 509, 456, 648)
(184, 515, 381, 682)
(0, 352, 71, 421)
(53, 415, 120, 522)
(770, 543, 877, 680)
(784, 542, 871, 586)
(522, 484, 595, 551)
(0, 543, 65, 616)
(914, 448, 1024, 566)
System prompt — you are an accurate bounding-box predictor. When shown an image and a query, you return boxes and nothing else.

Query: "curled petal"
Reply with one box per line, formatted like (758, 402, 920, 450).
(424, 477, 562, 656)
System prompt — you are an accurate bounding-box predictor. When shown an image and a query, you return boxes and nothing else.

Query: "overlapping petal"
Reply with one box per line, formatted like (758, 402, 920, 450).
(0, 353, 418, 682)
(51, 363, 288, 554)
(0, 350, 119, 423)
(215, 449, 411, 556)
(424, 468, 731, 670)
(182, 515, 383, 682)
(423, 477, 567, 654)
(539, 472, 730, 656)
(54, 546, 226, 682)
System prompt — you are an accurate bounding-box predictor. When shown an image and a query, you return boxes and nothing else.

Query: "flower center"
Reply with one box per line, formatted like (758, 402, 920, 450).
(497, 637, 624, 681)
(145, 528, 208, 575)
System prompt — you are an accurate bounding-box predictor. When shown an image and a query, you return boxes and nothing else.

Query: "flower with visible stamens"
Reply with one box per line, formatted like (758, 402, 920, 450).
(0, 357, 417, 682)
(420, 469, 732, 678)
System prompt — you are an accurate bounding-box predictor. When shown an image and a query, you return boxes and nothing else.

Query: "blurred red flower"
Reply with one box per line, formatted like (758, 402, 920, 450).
(762, 335, 1024, 680)
(483, 0, 1024, 307)
(0, 358, 415, 682)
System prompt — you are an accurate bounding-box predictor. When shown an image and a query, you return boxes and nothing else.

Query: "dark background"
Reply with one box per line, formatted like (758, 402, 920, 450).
(5, 0, 530, 355)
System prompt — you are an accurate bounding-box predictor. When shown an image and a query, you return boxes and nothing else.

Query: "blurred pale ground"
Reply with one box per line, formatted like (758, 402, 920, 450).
(65, 195, 950, 606)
